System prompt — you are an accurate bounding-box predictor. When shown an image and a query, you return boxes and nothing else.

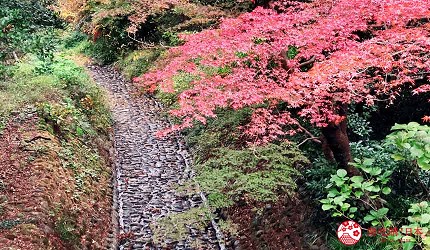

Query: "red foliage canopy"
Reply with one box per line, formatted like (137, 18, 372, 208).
(135, 0, 430, 143)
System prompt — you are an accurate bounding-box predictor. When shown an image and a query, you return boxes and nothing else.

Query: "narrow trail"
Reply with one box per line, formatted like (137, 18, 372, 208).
(88, 65, 220, 250)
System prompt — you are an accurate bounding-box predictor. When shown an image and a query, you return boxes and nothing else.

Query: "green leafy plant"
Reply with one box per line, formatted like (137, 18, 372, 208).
(386, 122, 430, 170)
(400, 201, 430, 250)
(0, 1, 62, 62)
(321, 158, 393, 227)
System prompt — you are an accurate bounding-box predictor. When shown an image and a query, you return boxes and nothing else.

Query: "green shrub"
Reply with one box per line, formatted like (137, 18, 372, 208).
(116, 49, 163, 80)
(51, 56, 112, 132)
(386, 122, 430, 171)
(401, 201, 430, 250)
(0, 1, 62, 61)
(321, 160, 393, 227)
(55, 216, 79, 245)
(196, 142, 308, 208)
(63, 31, 89, 49)
(185, 108, 253, 161)
(0, 57, 63, 116)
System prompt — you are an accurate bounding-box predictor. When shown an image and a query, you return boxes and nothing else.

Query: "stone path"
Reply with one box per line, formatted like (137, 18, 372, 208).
(88, 65, 221, 250)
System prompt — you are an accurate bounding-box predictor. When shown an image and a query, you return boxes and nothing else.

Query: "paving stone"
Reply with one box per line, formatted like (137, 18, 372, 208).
(88, 65, 220, 250)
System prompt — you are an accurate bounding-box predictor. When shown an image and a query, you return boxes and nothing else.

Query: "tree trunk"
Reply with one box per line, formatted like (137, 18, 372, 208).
(320, 105, 361, 176)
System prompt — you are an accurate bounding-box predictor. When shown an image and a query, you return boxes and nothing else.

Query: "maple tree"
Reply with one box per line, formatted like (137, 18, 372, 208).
(81, 0, 227, 44)
(135, 0, 430, 175)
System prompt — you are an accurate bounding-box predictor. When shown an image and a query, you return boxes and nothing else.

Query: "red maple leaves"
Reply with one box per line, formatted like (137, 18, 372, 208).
(135, 0, 430, 143)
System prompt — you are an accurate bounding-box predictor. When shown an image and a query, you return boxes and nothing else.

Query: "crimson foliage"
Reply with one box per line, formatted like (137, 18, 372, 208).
(136, 0, 430, 144)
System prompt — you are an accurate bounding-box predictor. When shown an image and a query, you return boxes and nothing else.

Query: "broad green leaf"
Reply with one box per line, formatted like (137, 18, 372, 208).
(392, 154, 405, 161)
(420, 201, 428, 208)
(362, 181, 374, 190)
(391, 123, 406, 130)
(350, 176, 363, 183)
(370, 185, 381, 192)
(368, 167, 382, 176)
(333, 196, 345, 205)
(320, 199, 330, 204)
(377, 207, 389, 216)
(382, 187, 391, 195)
(364, 214, 375, 222)
(410, 147, 424, 158)
(417, 157, 430, 170)
(351, 182, 362, 188)
(349, 207, 357, 213)
(402, 241, 415, 250)
(354, 191, 363, 198)
(341, 203, 351, 211)
(322, 204, 334, 211)
(337, 169, 347, 178)
(363, 158, 375, 166)
(331, 175, 345, 186)
(328, 189, 340, 197)
(408, 122, 421, 128)
(421, 213, 430, 224)
(423, 237, 430, 248)
(383, 220, 393, 227)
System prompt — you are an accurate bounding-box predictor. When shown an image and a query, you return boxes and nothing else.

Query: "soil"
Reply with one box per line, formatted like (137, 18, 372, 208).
(226, 194, 327, 250)
(0, 110, 112, 249)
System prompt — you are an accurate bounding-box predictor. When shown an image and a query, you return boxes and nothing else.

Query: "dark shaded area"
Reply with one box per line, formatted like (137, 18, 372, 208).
(369, 82, 430, 140)
(352, 29, 374, 42)
(191, 0, 254, 11)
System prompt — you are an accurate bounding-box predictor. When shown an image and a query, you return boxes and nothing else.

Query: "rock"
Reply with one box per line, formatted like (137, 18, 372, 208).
(89, 65, 221, 249)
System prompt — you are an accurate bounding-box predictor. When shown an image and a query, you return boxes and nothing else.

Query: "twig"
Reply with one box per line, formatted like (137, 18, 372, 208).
(295, 122, 322, 144)
(298, 136, 321, 147)
(127, 33, 176, 49)
(12, 51, 19, 62)
(298, 55, 316, 68)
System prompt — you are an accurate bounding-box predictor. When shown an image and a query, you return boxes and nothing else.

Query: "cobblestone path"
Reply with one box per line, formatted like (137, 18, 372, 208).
(88, 65, 220, 250)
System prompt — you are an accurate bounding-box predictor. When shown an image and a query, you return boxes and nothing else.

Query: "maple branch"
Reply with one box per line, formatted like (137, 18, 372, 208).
(127, 33, 176, 49)
(295, 122, 322, 146)
(347, 68, 392, 102)
(298, 56, 316, 68)
(411, 71, 430, 80)
(297, 136, 321, 147)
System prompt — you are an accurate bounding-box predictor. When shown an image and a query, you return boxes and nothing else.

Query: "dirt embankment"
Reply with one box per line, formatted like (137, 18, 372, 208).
(0, 111, 113, 249)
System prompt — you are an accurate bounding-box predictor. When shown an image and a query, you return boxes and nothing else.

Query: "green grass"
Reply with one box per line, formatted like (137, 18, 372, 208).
(0, 52, 111, 134)
(116, 49, 163, 80)
(0, 57, 63, 116)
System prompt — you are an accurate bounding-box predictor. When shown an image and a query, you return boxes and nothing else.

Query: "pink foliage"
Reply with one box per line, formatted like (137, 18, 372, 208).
(135, 0, 430, 143)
